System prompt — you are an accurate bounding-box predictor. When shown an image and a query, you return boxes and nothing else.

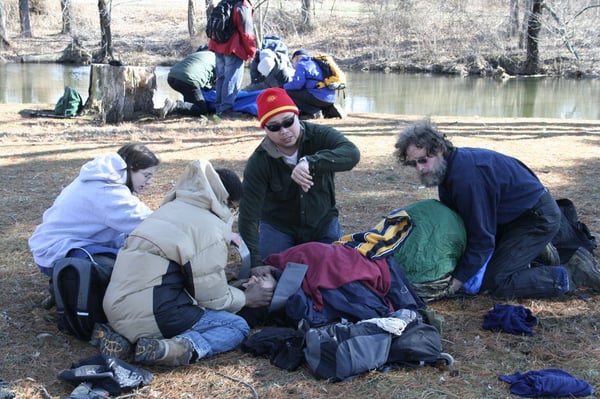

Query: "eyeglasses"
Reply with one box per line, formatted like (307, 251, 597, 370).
(403, 156, 429, 167)
(265, 115, 296, 132)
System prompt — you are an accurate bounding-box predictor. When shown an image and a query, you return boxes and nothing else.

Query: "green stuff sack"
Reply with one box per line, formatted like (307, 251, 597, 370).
(54, 86, 83, 117)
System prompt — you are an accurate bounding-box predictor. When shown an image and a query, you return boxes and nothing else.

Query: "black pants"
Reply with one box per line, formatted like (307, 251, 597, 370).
(167, 76, 208, 116)
(286, 89, 334, 118)
(481, 190, 567, 298)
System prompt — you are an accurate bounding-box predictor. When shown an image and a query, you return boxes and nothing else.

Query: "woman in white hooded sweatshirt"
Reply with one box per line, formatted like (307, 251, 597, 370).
(29, 143, 160, 278)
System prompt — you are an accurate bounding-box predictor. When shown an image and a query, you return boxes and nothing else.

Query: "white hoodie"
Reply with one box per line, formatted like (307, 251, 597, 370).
(29, 152, 152, 270)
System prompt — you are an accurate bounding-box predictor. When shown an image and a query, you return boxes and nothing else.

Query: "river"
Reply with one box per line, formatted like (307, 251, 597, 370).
(0, 63, 598, 120)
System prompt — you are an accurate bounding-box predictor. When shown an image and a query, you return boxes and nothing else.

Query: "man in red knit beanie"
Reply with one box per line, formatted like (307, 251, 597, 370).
(238, 88, 361, 272)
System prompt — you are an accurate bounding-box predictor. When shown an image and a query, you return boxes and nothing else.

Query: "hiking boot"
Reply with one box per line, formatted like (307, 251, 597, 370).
(159, 97, 177, 119)
(89, 323, 133, 360)
(41, 294, 55, 310)
(536, 242, 561, 266)
(564, 247, 600, 291)
(299, 111, 322, 120)
(323, 103, 346, 119)
(134, 337, 194, 366)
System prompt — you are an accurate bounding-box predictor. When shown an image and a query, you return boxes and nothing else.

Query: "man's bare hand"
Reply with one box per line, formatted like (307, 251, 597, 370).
(291, 159, 313, 192)
(244, 279, 274, 308)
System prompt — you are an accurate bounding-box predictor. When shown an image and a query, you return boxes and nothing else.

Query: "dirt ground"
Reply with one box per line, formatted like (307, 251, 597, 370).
(1, 103, 599, 398)
(1, 1, 600, 397)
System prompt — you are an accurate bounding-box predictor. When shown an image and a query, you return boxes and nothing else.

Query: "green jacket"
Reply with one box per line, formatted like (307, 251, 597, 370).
(239, 121, 360, 266)
(168, 50, 216, 89)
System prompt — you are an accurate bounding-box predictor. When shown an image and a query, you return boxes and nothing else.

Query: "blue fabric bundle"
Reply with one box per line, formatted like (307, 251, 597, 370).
(498, 368, 595, 397)
(482, 304, 538, 336)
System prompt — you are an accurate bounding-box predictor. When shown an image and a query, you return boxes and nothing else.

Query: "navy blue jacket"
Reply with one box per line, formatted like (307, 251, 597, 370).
(439, 147, 546, 283)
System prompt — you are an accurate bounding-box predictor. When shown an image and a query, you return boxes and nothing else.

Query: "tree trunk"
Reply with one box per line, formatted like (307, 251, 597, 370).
(188, 0, 197, 37)
(97, 0, 113, 62)
(519, 0, 531, 49)
(0, 0, 10, 48)
(524, 0, 542, 75)
(84, 64, 157, 124)
(301, 0, 313, 31)
(19, 0, 32, 38)
(60, 0, 72, 34)
(509, 0, 518, 37)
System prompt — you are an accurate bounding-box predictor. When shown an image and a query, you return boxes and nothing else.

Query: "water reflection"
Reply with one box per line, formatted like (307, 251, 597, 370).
(0, 63, 598, 120)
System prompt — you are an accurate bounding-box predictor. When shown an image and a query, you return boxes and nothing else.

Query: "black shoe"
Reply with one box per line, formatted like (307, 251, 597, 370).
(537, 242, 561, 266)
(299, 111, 322, 120)
(323, 103, 345, 119)
(565, 247, 600, 291)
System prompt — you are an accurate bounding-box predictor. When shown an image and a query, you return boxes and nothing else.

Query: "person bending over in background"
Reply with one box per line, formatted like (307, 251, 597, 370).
(160, 45, 216, 119)
(283, 49, 343, 120)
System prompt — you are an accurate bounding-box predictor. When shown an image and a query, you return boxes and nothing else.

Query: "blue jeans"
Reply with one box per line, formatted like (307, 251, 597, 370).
(214, 53, 244, 114)
(259, 217, 342, 260)
(177, 309, 250, 360)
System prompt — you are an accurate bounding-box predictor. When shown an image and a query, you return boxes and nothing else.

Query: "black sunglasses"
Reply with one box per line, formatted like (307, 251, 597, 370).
(265, 115, 296, 132)
(403, 156, 429, 167)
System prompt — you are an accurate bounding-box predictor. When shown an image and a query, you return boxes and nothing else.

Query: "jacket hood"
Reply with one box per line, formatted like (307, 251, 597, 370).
(161, 159, 232, 223)
(79, 152, 127, 185)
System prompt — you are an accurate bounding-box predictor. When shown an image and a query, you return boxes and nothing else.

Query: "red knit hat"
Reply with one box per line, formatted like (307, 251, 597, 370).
(256, 88, 299, 128)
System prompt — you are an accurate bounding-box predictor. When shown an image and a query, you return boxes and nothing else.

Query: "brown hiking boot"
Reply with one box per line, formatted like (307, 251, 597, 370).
(134, 337, 194, 366)
(564, 247, 600, 291)
(89, 323, 133, 360)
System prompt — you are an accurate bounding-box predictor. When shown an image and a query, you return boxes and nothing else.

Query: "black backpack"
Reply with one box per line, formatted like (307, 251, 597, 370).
(206, 0, 238, 43)
(551, 198, 597, 263)
(52, 251, 114, 341)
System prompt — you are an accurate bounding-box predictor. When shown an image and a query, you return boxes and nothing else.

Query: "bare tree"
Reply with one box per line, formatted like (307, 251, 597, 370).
(542, 2, 600, 61)
(188, 0, 197, 37)
(19, 0, 32, 37)
(97, 0, 113, 62)
(301, 0, 313, 31)
(61, 0, 72, 34)
(524, 0, 542, 74)
(0, 0, 10, 48)
(509, 0, 519, 37)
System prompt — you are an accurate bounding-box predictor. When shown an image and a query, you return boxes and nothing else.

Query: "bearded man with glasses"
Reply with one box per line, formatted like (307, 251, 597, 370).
(394, 118, 600, 299)
(238, 87, 360, 273)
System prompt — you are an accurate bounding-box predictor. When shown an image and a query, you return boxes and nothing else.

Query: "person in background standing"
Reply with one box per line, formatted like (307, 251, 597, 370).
(208, 0, 257, 119)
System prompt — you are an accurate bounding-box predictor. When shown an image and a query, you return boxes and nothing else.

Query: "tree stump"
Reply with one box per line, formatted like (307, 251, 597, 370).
(84, 64, 157, 124)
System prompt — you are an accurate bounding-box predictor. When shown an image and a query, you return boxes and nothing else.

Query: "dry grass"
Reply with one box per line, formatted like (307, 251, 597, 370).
(1, 1, 600, 398)
(1, 106, 599, 398)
